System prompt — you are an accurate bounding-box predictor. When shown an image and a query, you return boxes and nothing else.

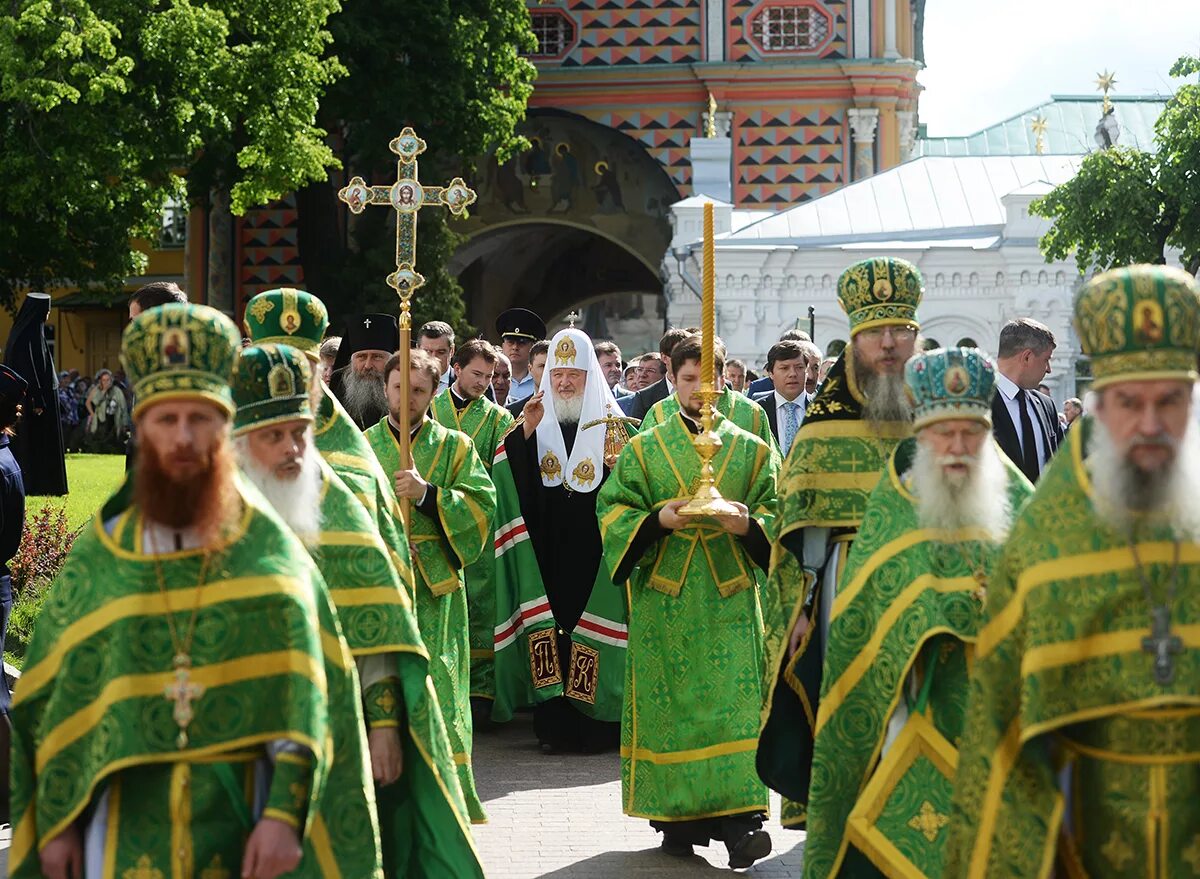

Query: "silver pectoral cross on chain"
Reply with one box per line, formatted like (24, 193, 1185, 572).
(1142, 605, 1183, 686)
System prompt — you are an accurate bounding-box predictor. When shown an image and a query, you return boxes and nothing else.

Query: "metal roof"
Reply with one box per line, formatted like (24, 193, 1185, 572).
(721, 155, 1081, 245)
(917, 95, 1168, 157)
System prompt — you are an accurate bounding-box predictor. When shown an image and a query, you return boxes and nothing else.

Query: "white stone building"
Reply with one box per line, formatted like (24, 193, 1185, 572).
(663, 96, 1170, 403)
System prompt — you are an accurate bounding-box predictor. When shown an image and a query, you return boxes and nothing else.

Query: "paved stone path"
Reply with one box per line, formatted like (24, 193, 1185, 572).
(472, 714, 806, 878)
(0, 718, 804, 879)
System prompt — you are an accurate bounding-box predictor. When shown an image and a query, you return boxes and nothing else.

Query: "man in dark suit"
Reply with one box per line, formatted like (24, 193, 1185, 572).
(618, 328, 691, 420)
(751, 340, 810, 457)
(990, 319, 1064, 482)
(746, 329, 813, 397)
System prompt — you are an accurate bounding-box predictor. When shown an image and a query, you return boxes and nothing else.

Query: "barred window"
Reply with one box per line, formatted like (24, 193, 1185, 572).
(751, 5, 829, 52)
(527, 11, 575, 58)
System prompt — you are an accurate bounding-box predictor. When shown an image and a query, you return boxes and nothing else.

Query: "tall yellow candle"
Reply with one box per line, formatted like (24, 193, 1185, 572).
(702, 201, 715, 387)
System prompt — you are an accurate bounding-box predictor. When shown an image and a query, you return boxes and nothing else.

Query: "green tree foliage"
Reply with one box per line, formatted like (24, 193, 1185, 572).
(294, 0, 536, 336)
(0, 0, 342, 307)
(1032, 55, 1200, 276)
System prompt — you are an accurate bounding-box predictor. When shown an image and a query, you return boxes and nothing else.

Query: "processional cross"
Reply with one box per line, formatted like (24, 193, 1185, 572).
(338, 128, 477, 520)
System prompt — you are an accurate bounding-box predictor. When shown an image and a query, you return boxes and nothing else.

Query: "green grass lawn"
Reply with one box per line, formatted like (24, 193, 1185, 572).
(29, 453, 128, 530)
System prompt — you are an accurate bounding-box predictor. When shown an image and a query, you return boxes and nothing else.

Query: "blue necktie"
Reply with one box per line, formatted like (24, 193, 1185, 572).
(782, 400, 799, 457)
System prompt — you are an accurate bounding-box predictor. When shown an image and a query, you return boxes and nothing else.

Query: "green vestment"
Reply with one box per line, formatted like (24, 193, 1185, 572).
(430, 389, 514, 701)
(597, 413, 779, 821)
(945, 420, 1200, 879)
(10, 483, 380, 879)
(312, 459, 483, 878)
(802, 438, 1032, 879)
(364, 417, 496, 825)
(314, 384, 416, 598)
(758, 353, 911, 829)
(640, 386, 777, 451)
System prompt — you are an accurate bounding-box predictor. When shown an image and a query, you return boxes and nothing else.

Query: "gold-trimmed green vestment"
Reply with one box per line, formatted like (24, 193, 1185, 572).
(364, 416, 496, 825)
(945, 420, 1200, 879)
(9, 484, 380, 879)
(802, 438, 1031, 879)
(639, 386, 777, 451)
(430, 389, 514, 701)
(597, 413, 779, 821)
(311, 459, 483, 878)
(758, 353, 911, 829)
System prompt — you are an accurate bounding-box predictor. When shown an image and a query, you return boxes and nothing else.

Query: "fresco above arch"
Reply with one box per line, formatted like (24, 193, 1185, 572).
(460, 111, 679, 275)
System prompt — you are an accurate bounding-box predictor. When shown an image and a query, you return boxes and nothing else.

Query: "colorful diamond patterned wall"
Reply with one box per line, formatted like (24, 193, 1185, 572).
(589, 109, 701, 191)
(553, 0, 703, 67)
(238, 195, 304, 306)
(735, 106, 846, 205)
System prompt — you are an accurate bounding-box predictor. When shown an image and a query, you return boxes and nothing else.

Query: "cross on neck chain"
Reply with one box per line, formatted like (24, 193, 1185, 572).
(1129, 535, 1183, 686)
(146, 524, 213, 748)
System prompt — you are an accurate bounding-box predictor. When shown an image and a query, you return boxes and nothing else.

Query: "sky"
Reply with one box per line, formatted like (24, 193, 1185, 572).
(918, 0, 1200, 136)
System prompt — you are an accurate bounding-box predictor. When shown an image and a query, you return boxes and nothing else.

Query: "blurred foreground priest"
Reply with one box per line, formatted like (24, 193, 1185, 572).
(946, 265, 1200, 878)
(758, 257, 923, 828)
(231, 343, 483, 878)
(801, 347, 1031, 879)
(9, 305, 380, 879)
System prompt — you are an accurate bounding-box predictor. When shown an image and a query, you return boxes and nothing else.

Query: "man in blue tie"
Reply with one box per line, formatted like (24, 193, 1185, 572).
(753, 339, 810, 458)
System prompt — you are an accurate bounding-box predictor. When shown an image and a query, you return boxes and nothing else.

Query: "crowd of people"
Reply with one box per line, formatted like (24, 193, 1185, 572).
(3, 255, 1199, 879)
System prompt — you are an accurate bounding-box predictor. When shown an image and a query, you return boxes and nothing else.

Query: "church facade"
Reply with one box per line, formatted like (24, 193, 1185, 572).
(664, 95, 1170, 405)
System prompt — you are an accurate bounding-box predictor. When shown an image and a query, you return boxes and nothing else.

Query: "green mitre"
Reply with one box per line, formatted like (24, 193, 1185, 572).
(837, 257, 923, 336)
(121, 303, 241, 418)
(904, 346, 996, 430)
(232, 344, 314, 435)
(243, 288, 329, 360)
(1074, 264, 1200, 389)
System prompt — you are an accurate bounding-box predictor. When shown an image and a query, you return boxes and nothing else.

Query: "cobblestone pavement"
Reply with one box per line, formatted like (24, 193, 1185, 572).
(472, 714, 805, 878)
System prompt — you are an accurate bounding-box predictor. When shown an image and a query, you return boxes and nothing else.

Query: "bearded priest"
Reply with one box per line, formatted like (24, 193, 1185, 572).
(231, 343, 484, 879)
(243, 290, 417, 621)
(9, 305, 381, 879)
(489, 328, 628, 755)
(946, 265, 1200, 878)
(758, 257, 923, 830)
(365, 349, 496, 825)
(801, 347, 1032, 879)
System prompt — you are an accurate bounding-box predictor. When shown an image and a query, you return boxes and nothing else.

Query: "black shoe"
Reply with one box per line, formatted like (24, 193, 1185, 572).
(726, 829, 771, 869)
(660, 836, 694, 858)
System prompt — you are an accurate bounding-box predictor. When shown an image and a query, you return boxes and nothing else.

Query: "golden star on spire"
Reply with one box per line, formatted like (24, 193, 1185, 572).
(1030, 115, 1049, 155)
(1096, 69, 1117, 113)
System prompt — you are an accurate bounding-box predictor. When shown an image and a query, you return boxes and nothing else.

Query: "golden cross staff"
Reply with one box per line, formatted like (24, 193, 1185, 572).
(681, 202, 739, 517)
(338, 128, 477, 522)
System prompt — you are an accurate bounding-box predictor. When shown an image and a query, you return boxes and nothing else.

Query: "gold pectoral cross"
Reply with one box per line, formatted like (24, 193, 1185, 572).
(164, 654, 205, 749)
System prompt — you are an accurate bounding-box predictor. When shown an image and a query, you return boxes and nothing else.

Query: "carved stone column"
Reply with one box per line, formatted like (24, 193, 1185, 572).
(847, 108, 880, 180)
(897, 110, 917, 161)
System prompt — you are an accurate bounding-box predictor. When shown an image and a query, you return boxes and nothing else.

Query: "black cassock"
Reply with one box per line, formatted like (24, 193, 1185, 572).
(504, 420, 620, 753)
(4, 295, 67, 496)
